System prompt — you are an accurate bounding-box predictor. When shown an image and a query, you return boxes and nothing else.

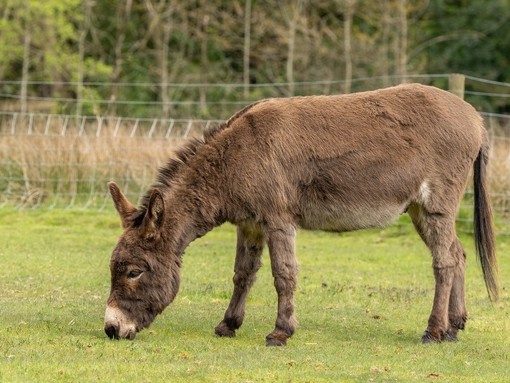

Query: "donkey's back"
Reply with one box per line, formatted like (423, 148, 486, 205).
(220, 84, 484, 233)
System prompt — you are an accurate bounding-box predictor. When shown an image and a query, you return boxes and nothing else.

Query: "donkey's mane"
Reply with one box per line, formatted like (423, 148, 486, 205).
(203, 99, 268, 141)
(135, 99, 268, 217)
(136, 137, 204, 214)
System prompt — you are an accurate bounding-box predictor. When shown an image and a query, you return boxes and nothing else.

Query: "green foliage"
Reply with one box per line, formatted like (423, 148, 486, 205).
(0, 0, 83, 79)
(413, 0, 510, 113)
(1, 1, 509, 117)
(1, 210, 509, 382)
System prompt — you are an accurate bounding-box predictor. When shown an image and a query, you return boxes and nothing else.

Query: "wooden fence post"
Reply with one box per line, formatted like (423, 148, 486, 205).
(448, 73, 465, 100)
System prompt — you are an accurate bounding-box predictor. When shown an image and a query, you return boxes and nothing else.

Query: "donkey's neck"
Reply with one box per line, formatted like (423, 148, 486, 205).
(162, 166, 226, 253)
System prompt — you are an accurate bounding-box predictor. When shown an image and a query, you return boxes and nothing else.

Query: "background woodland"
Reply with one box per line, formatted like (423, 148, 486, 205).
(0, 0, 509, 118)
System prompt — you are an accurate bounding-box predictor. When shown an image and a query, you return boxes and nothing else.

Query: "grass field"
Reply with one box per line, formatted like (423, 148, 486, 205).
(1, 209, 509, 382)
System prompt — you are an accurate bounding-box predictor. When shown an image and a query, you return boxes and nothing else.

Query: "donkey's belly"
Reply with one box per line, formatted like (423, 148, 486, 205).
(298, 201, 407, 232)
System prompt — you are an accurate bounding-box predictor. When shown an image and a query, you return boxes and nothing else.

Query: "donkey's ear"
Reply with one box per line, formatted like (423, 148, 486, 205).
(108, 181, 137, 228)
(142, 188, 165, 239)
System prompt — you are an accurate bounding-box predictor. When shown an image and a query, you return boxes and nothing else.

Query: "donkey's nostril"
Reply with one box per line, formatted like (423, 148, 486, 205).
(105, 324, 119, 340)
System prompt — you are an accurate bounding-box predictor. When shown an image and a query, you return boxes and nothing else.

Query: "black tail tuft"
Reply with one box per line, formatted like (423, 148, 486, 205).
(473, 145, 499, 301)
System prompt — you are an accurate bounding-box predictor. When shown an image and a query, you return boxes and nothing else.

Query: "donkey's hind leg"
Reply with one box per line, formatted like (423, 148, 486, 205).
(408, 204, 458, 343)
(215, 222, 265, 338)
(445, 238, 468, 341)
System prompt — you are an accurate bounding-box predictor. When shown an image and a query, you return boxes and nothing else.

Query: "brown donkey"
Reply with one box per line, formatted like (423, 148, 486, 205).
(104, 84, 498, 345)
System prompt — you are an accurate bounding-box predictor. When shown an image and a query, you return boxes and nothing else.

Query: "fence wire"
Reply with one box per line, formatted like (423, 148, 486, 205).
(2, 72, 508, 121)
(0, 112, 219, 210)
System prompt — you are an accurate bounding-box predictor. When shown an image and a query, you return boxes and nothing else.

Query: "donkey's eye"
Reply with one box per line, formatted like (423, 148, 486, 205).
(127, 270, 143, 280)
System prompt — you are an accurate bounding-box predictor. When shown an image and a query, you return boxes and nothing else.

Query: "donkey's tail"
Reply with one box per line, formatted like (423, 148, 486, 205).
(473, 136, 499, 301)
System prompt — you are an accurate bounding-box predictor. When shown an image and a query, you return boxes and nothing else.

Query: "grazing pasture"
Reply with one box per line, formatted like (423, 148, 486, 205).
(1, 209, 508, 382)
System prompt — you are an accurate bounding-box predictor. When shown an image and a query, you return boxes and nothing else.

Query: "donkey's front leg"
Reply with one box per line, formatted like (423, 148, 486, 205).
(215, 223, 264, 338)
(265, 225, 298, 346)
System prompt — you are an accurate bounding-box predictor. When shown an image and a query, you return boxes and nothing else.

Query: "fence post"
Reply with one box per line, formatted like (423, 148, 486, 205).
(448, 73, 465, 100)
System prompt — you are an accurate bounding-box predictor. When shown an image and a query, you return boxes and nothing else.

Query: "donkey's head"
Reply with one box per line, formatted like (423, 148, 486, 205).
(104, 182, 181, 340)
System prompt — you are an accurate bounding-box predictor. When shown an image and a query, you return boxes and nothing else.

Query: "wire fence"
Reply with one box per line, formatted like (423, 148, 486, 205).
(2, 73, 509, 119)
(0, 112, 218, 210)
(1, 75, 510, 234)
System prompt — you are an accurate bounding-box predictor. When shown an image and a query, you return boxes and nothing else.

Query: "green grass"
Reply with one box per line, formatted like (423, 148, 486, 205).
(1, 209, 509, 382)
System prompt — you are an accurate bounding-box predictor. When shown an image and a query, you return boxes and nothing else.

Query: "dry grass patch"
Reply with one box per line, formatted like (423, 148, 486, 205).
(0, 114, 212, 207)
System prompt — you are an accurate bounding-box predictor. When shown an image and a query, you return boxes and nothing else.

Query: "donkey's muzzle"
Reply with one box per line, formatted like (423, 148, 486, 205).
(104, 305, 137, 340)
(104, 323, 136, 340)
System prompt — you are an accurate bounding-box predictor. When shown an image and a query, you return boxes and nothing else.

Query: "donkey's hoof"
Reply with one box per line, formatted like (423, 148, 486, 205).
(442, 329, 458, 342)
(265, 333, 287, 346)
(421, 330, 441, 344)
(214, 322, 236, 338)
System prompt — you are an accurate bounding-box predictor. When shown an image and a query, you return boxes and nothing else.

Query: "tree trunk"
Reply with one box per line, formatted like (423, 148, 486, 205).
(77, 0, 93, 116)
(160, 21, 171, 118)
(286, 0, 302, 97)
(200, 15, 209, 115)
(20, 16, 31, 113)
(144, 0, 174, 118)
(243, 0, 252, 99)
(396, 0, 408, 82)
(343, 0, 356, 94)
(110, 0, 133, 116)
(380, 0, 391, 87)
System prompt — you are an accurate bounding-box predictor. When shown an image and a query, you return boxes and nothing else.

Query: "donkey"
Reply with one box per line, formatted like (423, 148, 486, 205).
(104, 83, 498, 346)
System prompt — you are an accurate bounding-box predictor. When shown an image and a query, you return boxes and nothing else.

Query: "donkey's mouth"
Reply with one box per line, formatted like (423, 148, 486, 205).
(104, 305, 137, 340)
(105, 323, 137, 340)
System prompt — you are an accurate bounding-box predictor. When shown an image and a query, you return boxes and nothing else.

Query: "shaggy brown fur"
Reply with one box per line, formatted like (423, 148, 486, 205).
(104, 84, 498, 346)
